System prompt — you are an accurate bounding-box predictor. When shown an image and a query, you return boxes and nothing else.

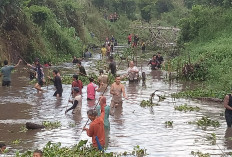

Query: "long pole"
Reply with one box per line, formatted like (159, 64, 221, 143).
(78, 74, 113, 137)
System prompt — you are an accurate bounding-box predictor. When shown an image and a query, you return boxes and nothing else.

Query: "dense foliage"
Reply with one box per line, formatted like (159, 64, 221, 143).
(15, 141, 147, 157)
(174, 4, 232, 96)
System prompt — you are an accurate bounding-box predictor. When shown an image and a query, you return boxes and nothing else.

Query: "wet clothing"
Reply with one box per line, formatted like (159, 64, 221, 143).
(1, 65, 14, 82)
(72, 58, 79, 64)
(66, 95, 82, 114)
(72, 80, 83, 94)
(148, 59, 158, 70)
(225, 94, 232, 127)
(87, 82, 98, 100)
(109, 61, 116, 76)
(51, 76, 63, 97)
(84, 51, 92, 58)
(86, 99, 105, 148)
(33, 64, 44, 86)
(79, 66, 86, 76)
(2, 81, 11, 86)
(127, 66, 139, 81)
(97, 105, 110, 130)
(156, 55, 164, 68)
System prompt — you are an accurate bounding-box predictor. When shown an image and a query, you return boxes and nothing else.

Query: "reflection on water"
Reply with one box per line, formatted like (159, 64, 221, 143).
(0, 53, 230, 157)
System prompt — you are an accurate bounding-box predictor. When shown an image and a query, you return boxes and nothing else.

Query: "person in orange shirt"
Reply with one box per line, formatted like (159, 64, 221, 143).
(83, 96, 106, 148)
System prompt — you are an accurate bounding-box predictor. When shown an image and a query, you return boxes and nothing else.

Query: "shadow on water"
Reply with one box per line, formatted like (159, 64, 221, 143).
(0, 52, 230, 156)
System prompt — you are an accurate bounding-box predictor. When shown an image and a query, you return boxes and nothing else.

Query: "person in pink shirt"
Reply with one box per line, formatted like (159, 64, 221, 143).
(87, 77, 102, 101)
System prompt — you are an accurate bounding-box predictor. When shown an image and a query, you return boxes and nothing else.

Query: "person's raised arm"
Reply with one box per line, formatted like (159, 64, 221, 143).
(224, 95, 232, 110)
(14, 59, 22, 68)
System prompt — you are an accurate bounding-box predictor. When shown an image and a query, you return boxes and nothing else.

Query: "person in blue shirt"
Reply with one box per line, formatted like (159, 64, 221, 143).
(0, 59, 21, 86)
(84, 49, 92, 58)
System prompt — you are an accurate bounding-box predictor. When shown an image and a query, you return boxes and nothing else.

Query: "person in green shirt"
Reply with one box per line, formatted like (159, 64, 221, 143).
(96, 97, 110, 130)
(0, 59, 21, 86)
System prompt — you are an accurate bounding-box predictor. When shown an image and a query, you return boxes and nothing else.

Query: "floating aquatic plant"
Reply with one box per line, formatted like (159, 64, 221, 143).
(174, 104, 200, 112)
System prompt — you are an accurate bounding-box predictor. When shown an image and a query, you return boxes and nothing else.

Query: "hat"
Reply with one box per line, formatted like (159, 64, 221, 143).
(72, 87, 80, 93)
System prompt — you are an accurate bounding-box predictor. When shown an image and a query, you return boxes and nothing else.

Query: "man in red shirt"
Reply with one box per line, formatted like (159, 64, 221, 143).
(72, 75, 83, 94)
(83, 96, 106, 148)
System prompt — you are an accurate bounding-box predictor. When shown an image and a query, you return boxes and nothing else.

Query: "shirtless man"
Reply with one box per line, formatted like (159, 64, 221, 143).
(97, 69, 108, 92)
(110, 75, 128, 115)
(127, 61, 139, 82)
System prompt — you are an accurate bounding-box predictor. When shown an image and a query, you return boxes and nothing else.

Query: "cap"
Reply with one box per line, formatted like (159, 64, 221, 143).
(72, 87, 80, 93)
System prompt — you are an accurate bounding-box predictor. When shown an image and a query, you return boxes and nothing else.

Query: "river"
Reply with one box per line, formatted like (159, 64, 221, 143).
(0, 49, 231, 157)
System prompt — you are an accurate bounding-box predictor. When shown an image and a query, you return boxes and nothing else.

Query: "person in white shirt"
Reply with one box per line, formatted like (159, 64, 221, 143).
(127, 61, 139, 82)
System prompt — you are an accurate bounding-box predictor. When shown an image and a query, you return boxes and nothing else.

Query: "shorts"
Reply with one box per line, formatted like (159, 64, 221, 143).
(2, 81, 11, 87)
(38, 79, 44, 86)
(128, 41, 131, 45)
(110, 100, 122, 115)
(225, 111, 232, 127)
(53, 89, 63, 97)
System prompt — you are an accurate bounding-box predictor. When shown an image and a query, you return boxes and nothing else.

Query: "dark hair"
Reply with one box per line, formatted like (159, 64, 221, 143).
(153, 55, 156, 57)
(53, 69, 59, 74)
(89, 77, 94, 82)
(77, 61, 81, 65)
(99, 69, 104, 74)
(73, 74, 78, 80)
(0, 143, 6, 148)
(115, 75, 120, 78)
(33, 149, 43, 156)
(3, 60, 8, 65)
(87, 109, 98, 117)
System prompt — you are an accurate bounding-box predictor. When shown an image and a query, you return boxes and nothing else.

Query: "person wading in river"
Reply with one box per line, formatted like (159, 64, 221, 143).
(0, 59, 21, 86)
(77, 61, 87, 76)
(96, 96, 110, 147)
(109, 56, 116, 76)
(83, 96, 106, 149)
(110, 75, 128, 115)
(97, 69, 108, 92)
(72, 74, 83, 95)
(48, 70, 63, 97)
(27, 58, 45, 92)
(223, 92, 232, 127)
(87, 77, 102, 100)
(65, 87, 82, 114)
(148, 55, 159, 70)
(156, 52, 164, 68)
(0, 143, 6, 153)
(33, 149, 43, 157)
(127, 61, 139, 82)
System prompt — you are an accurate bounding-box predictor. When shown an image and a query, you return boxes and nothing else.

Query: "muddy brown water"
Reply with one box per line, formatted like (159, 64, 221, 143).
(0, 51, 231, 157)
